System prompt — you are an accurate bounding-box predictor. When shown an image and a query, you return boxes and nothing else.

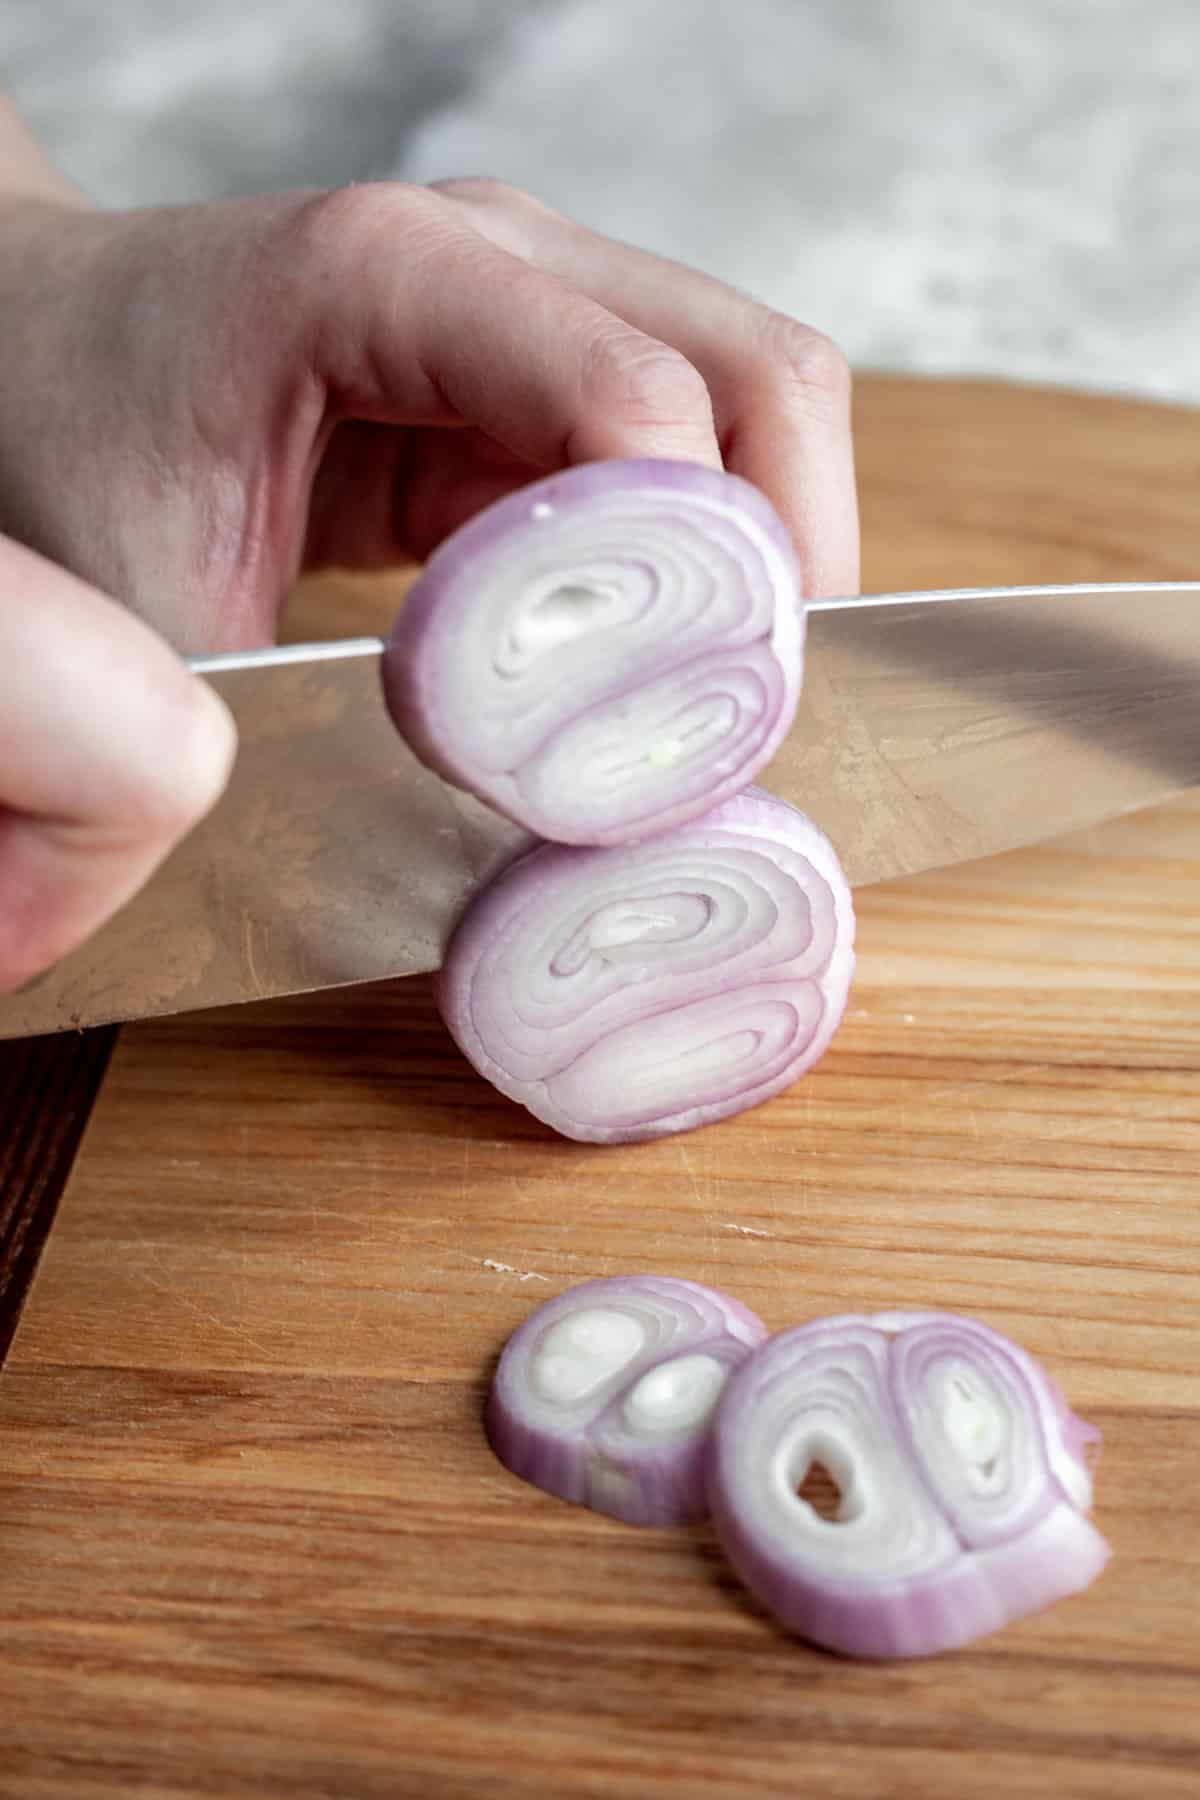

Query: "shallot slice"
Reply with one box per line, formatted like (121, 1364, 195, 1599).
(486, 1275, 768, 1525)
(706, 1311, 1109, 1659)
(436, 788, 855, 1144)
(383, 460, 803, 845)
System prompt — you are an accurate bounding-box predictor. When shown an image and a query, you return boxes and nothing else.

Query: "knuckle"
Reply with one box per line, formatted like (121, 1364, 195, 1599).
(584, 334, 714, 432)
(759, 316, 852, 415)
(428, 177, 555, 257)
(281, 181, 448, 268)
(429, 174, 522, 210)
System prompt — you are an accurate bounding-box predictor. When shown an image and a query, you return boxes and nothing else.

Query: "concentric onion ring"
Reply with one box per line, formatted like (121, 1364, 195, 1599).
(485, 1276, 768, 1525)
(383, 460, 804, 845)
(436, 789, 855, 1143)
(707, 1311, 1109, 1659)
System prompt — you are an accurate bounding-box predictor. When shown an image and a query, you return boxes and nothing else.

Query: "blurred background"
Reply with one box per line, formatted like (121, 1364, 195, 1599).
(5, 0, 1199, 403)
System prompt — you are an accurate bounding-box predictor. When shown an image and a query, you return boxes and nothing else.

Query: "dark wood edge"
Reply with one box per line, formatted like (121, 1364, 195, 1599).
(0, 1028, 117, 1365)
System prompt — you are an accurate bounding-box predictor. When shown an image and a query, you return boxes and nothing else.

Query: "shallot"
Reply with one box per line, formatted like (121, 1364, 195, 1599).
(383, 459, 803, 845)
(436, 788, 855, 1143)
(707, 1310, 1109, 1658)
(485, 1275, 768, 1525)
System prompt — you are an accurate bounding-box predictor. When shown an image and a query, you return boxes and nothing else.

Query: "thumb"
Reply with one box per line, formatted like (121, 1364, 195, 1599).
(0, 535, 236, 993)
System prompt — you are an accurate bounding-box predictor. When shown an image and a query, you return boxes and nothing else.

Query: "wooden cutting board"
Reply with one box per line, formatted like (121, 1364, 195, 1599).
(1, 376, 1198, 1798)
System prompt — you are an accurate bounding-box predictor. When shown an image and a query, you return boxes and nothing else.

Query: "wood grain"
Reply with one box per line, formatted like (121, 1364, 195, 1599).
(1, 376, 1198, 1798)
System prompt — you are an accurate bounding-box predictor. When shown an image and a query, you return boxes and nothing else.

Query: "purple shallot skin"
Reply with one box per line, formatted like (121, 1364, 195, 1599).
(435, 787, 856, 1144)
(383, 459, 804, 846)
(485, 1275, 768, 1526)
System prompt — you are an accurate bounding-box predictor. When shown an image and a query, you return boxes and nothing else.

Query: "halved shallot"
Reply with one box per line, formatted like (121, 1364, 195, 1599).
(383, 460, 804, 845)
(436, 788, 855, 1143)
(706, 1310, 1109, 1658)
(485, 1275, 768, 1525)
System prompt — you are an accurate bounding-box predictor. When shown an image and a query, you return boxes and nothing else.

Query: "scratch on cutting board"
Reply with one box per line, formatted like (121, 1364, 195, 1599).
(481, 1257, 549, 1283)
(676, 1138, 706, 1207)
(129, 1262, 277, 1362)
(242, 915, 264, 1000)
(721, 1222, 773, 1239)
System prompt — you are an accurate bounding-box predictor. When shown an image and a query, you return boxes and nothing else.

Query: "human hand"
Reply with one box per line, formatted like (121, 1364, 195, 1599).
(0, 174, 858, 988)
(0, 533, 235, 990)
(0, 176, 858, 649)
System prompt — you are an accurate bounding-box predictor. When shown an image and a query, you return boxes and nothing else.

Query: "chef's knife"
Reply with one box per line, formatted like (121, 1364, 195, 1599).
(5, 579, 1199, 1039)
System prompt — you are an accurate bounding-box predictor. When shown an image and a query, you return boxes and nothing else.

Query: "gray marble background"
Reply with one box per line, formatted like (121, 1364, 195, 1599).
(4, 0, 1199, 403)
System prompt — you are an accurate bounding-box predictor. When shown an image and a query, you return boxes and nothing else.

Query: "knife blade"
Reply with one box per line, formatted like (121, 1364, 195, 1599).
(5, 580, 1199, 1039)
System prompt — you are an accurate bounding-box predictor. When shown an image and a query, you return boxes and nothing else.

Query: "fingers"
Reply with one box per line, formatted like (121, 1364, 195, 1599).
(0, 537, 237, 992)
(432, 179, 860, 599)
(290, 185, 723, 475)
(291, 181, 856, 591)
(309, 420, 547, 569)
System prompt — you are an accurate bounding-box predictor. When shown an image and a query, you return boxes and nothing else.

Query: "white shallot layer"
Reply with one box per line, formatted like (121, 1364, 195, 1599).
(436, 789, 855, 1143)
(485, 1275, 769, 1525)
(383, 459, 803, 845)
(707, 1311, 1109, 1659)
